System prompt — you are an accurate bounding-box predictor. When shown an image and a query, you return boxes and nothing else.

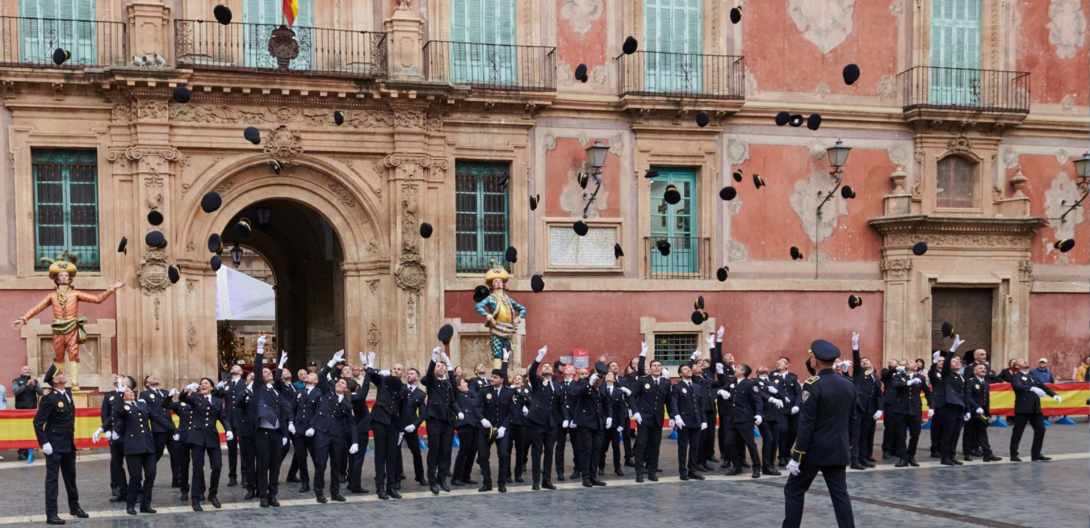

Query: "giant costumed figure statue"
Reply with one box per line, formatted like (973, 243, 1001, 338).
(11, 252, 125, 389)
(474, 260, 526, 370)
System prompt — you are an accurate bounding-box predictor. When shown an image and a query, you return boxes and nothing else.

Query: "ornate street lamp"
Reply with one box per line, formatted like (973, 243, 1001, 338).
(255, 202, 273, 227)
(1059, 152, 1090, 224)
(581, 140, 611, 219)
(816, 139, 853, 218)
(230, 242, 243, 268)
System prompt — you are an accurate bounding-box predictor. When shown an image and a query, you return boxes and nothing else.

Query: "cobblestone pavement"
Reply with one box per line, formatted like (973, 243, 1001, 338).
(1, 422, 1086, 527)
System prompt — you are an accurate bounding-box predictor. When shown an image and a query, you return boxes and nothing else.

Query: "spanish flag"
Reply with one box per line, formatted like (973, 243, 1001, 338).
(283, 0, 298, 26)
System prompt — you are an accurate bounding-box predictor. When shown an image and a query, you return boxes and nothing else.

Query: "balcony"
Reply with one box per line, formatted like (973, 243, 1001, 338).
(0, 16, 127, 69)
(618, 51, 744, 100)
(424, 41, 556, 92)
(898, 66, 1030, 122)
(174, 20, 387, 78)
(644, 236, 711, 280)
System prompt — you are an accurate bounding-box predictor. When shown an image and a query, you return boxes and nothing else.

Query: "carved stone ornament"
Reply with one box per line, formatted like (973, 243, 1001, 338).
(327, 179, 357, 208)
(263, 125, 304, 166)
(886, 233, 1031, 250)
(269, 25, 300, 72)
(368, 321, 380, 349)
(947, 136, 973, 153)
(137, 249, 171, 295)
(881, 259, 913, 280)
(394, 255, 427, 293)
(788, 0, 857, 53)
(1019, 260, 1034, 282)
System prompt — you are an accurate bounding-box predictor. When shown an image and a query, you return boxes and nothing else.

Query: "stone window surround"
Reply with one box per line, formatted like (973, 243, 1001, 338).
(639, 315, 716, 379)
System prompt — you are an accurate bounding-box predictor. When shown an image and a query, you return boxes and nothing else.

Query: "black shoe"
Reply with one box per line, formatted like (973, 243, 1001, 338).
(331, 493, 346, 502)
(315, 493, 327, 504)
(866, 456, 878, 463)
(725, 468, 743, 476)
(515, 475, 525, 483)
(688, 472, 706, 480)
(570, 470, 581, 480)
(109, 496, 126, 503)
(299, 482, 310, 493)
(850, 462, 866, 470)
(615, 468, 625, 476)
(636, 474, 645, 483)
(286, 476, 300, 483)
(1032, 455, 1052, 461)
(543, 481, 556, 490)
(964, 455, 973, 462)
(930, 452, 941, 459)
(46, 517, 65, 525)
(751, 468, 761, 479)
(430, 483, 440, 495)
(478, 484, 493, 492)
(389, 489, 402, 499)
(191, 502, 203, 512)
(698, 463, 713, 472)
(209, 496, 221, 509)
(986, 455, 1003, 462)
(763, 467, 781, 476)
(451, 479, 465, 487)
(416, 477, 427, 486)
(244, 490, 256, 500)
(69, 507, 88, 519)
(533, 482, 541, 491)
(464, 478, 478, 485)
(680, 474, 690, 481)
(952, 459, 964, 466)
(721, 460, 731, 469)
(377, 490, 389, 500)
(1010, 455, 1022, 462)
(498, 483, 507, 493)
(582, 478, 593, 488)
(971, 449, 984, 457)
(439, 480, 451, 492)
(940, 459, 955, 466)
(592, 477, 607, 486)
(259, 497, 269, 508)
(625, 459, 635, 467)
(862, 460, 876, 468)
(909, 457, 920, 467)
(228, 478, 238, 487)
(196, 494, 204, 503)
(556, 473, 566, 482)
(896, 459, 909, 467)
(126, 507, 137, 515)
(882, 453, 891, 460)
(139, 506, 156, 514)
(648, 473, 659, 482)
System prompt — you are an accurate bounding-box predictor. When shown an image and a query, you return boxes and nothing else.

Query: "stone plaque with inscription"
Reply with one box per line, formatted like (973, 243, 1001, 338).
(548, 225, 617, 268)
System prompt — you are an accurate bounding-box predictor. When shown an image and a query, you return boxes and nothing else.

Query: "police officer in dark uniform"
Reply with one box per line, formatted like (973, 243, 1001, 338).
(628, 342, 670, 482)
(217, 363, 245, 488)
(782, 339, 856, 528)
(114, 384, 177, 515)
(527, 346, 561, 490)
(555, 363, 579, 481)
(474, 353, 515, 492)
(885, 361, 914, 467)
(33, 364, 89, 525)
(723, 362, 764, 478)
(278, 370, 298, 477)
(397, 368, 427, 488)
(510, 374, 534, 483)
(235, 372, 258, 500)
(774, 356, 801, 468)
(345, 377, 371, 494)
(251, 339, 288, 507)
(140, 375, 180, 489)
(934, 335, 968, 466)
(451, 376, 480, 487)
(710, 333, 739, 469)
(691, 338, 718, 470)
(309, 369, 359, 503)
(166, 389, 193, 500)
(421, 345, 462, 494)
(599, 370, 627, 477)
(571, 363, 610, 488)
(94, 375, 129, 503)
(963, 363, 999, 462)
(290, 370, 321, 493)
(669, 359, 706, 480)
(1009, 358, 1062, 462)
(756, 367, 785, 476)
(848, 335, 881, 470)
(183, 377, 233, 511)
(364, 351, 405, 500)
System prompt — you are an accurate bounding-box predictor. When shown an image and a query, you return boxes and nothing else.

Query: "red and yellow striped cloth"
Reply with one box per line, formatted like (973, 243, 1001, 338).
(283, 0, 298, 26)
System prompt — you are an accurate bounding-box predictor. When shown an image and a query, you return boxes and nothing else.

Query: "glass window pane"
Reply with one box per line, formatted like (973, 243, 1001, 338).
(32, 149, 99, 271)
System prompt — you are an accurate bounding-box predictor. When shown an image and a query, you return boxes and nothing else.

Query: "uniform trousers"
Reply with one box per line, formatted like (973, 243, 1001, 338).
(575, 427, 603, 478)
(530, 423, 557, 483)
(937, 407, 964, 460)
(676, 426, 701, 476)
(291, 432, 313, 484)
(239, 435, 256, 492)
(623, 422, 634, 461)
(225, 434, 238, 481)
(175, 441, 191, 495)
(963, 416, 993, 457)
(313, 434, 346, 496)
(109, 439, 128, 495)
(397, 430, 424, 482)
(782, 464, 855, 528)
(634, 422, 664, 476)
(849, 409, 876, 462)
(759, 419, 780, 468)
(880, 405, 893, 456)
(699, 411, 717, 463)
(599, 424, 622, 471)
(888, 412, 909, 459)
(371, 421, 399, 492)
(43, 451, 79, 518)
(512, 423, 531, 478)
(929, 413, 942, 456)
(124, 452, 157, 507)
(255, 428, 283, 498)
(477, 429, 512, 484)
(189, 443, 222, 503)
(778, 413, 800, 463)
(453, 426, 478, 482)
(717, 412, 731, 461)
(1010, 413, 1046, 457)
(347, 427, 369, 490)
(725, 422, 761, 469)
(904, 413, 923, 458)
(152, 432, 179, 484)
(427, 419, 455, 484)
(555, 424, 580, 475)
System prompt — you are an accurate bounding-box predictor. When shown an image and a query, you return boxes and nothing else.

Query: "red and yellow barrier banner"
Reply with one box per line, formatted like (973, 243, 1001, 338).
(986, 382, 1088, 417)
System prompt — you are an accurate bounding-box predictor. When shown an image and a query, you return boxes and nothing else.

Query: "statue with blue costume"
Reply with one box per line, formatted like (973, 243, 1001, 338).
(473, 260, 526, 369)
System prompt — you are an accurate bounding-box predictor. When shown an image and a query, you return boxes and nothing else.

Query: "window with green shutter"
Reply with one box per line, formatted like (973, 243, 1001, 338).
(930, 0, 981, 106)
(243, 0, 314, 70)
(643, 0, 703, 93)
(654, 333, 699, 368)
(32, 149, 100, 272)
(450, 0, 516, 85)
(649, 168, 698, 275)
(19, 0, 96, 65)
(455, 161, 509, 273)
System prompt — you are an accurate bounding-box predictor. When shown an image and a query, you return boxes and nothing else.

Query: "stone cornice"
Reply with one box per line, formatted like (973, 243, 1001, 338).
(869, 215, 1048, 237)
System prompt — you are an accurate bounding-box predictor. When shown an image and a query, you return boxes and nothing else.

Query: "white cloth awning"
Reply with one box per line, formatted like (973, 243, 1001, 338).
(216, 266, 275, 324)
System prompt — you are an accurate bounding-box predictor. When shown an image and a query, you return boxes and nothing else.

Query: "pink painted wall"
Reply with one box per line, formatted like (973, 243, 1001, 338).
(743, 0, 897, 97)
(446, 290, 884, 372)
(555, 0, 607, 89)
(729, 145, 889, 262)
(1016, 0, 1090, 106)
(544, 138, 622, 218)
(1015, 154, 1090, 265)
(0, 290, 118, 383)
(1029, 293, 1090, 380)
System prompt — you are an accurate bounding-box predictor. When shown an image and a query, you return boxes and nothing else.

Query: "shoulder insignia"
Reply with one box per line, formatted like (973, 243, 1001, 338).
(753, 386, 759, 393)
(486, 393, 493, 400)
(57, 401, 64, 409)
(804, 376, 820, 385)
(109, 395, 115, 402)
(180, 403, 187, 407)
(149, 394, 155, 399)
(123, 405, 131, 411)
(801, 390, 810, 402)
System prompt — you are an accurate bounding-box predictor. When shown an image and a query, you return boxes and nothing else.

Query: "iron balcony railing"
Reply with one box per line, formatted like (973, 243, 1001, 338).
(898, 66, 1030, 113)
(644, 236, 711, 279)
(424, 40, 556, 91)
(0, 16, 127, 68)
(174, 20, 387, 78)
(618, 51, 744, 99)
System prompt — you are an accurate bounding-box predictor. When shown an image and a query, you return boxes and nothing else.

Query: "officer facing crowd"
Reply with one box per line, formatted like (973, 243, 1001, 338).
(34, 364, 89, 525)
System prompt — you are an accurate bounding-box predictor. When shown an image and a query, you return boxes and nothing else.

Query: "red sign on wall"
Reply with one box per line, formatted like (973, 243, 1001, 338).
(572, 348, 589, 369)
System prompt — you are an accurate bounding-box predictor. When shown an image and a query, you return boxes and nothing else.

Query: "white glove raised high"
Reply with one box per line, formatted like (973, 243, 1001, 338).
(359, 352, 367, 369)
(950, 334, 965, 353)
(632, 413, 643, 425)
(717, 325, 725, 342)
(589, 373, 599, 385)
(662, 368, 670, 378)
(716, 363, 724, 375)
(690, 349, 701, 362)
(786, 460, 800, 476)
(431, 347, 441, 363)
(328, 349, 345, 368)
(497, 426, 507, 438)
(640, 342, 648, 358)
(256, 335, 267, 351)
(502, 349, 511, 362)
(481, 419, 493, 429)
(851, 332, 859, 351)
(754, 415, 763, 426)
(349, 443, 359, 455)
(932, 350, 942, 363)
(536, 346, 548, 363)
(367, 351, 376, 368)
(705, 334, 716, 351)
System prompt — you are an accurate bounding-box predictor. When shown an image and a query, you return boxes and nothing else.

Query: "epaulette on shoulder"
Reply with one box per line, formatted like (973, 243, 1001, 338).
(804, 376, 820, 385)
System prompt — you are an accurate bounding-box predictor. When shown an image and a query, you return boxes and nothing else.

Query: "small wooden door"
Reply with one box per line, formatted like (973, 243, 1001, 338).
(931, 288, 992, 356)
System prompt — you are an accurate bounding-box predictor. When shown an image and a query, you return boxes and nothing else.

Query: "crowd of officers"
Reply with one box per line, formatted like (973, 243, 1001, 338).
(30, 330, 1065, 525)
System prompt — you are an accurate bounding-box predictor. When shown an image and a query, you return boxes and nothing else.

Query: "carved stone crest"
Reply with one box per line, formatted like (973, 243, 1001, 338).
(789, 170, 849, 243)
(269, 25, 300, 71)
(395, 255, 427, 293)
(947, 136, 973, 153)
(880, 259, 913, 280)
(137, 249, 171, 295)
(263, 125, 304, 166)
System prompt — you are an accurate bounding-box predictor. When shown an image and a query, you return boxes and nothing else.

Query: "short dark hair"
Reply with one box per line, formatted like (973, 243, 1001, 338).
(408, 368, 420, 376)
(143, 375, 153, 389)
(779, 356, 790, 364)
(649, 359, 663, 367)
(346, 379, 359, 392)
(125, 376, 137, 390)
(200, 377, 215, 388)
(739, 364, 752, 377)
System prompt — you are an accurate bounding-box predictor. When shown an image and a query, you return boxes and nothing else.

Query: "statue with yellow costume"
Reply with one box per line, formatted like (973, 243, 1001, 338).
(473, 260, 527, 369)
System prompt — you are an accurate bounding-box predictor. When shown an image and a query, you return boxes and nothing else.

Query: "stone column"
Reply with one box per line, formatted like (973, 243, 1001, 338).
(384, 0, 425, 81)
(128, 1, 172, 59)
(880, 259, 913, 362)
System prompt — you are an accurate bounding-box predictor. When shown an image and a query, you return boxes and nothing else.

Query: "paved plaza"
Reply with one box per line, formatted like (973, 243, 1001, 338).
(1, 423, 1085, 527)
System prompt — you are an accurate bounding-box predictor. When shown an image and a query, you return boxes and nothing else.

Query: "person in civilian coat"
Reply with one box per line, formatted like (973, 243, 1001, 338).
(113, 383, 177, 515)
(34, 364, 89, 525)
(363, 351, 406, 500)
(473, 352, 516, 493)
(421, 347, 463, 494)
(182, 378, 233, 511)
(13, 365, 43, 460)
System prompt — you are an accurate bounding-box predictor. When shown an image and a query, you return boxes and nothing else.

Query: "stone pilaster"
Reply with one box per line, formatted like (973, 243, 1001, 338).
(127, 1, 172, 59)
(384, 1, 425, 81)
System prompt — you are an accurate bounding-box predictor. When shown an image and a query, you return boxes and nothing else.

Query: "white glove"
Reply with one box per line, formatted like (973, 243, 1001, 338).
(482, 419, 493, 429)
(256, 335, 267, 351)
(168, 388, 179, 397)
(1030, 387, 1047, 397)
(306, 428, 315, 437)
(605, 417, 613, 429)
(497, 426, 507, 438)
(851, 332, 859, 350)
(668, 419, 675, 428)
(441, 352, 450, 365)
(225, 431, 234, 442)
(536, 346, 548, 363)
(457, 412, 465, 420)
(328, 349, 345, 368)
(359, 352, 367, 368)
(716, 325, 725, 342)
(786, 460, 800, 476)
(522, 406, 529, 416)
(278, 350, 288, 369)
(771, 398, 784, 409)
(589, 373, 599, 385)
(908, 378, 922, 386)
(561, 420, 569, 428)
(502, 349, 511, 362)
(378, 369, 391, 377)
(717, 390, 731, 400)
(1053, 395, 1063, 403)
(42, 443, 53, 456)
(767, 385, 779, 395)
(640, 342, 648, 358)
(367, 351, 376, 367)
(173, 433, 180, 441)
(933, 350, 942, 363)
(841, 360, 852, 370)
(349, 443, 359, 455)
(754, 415, 763, 426)
(405, 424, 416, 433)
(617, 426, 624, 433)
(633, 413, 643, 425)
(675, 416, 686, 429)
(289, 423, 296, 435)
(927, 409, 935, 419)
(186, 383, 199, 393)
(791, 406, 799, 415)
(662, 368, 670, 378)
(705, 334, 715, 351)
(620, 387, 631, 396)
(431, 347, 442, 363)
(873, 411, 883, 421)
(896, 366, 905, 373)
(690, 349, 701, 362)
(950, 334, 965, 353)
(973, 407, 984, 415)
(92, 427, 103, 443)
(700, 422, 707, 430)
(963, 413, 970, 421)
(397, 433, 404, 445)
(216, 380, 226, 390)
(716, 363, 724, 375)
(569, 421, 577, 429)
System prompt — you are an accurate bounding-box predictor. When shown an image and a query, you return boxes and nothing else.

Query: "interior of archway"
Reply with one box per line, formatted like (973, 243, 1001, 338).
(216, 199, 345, 375)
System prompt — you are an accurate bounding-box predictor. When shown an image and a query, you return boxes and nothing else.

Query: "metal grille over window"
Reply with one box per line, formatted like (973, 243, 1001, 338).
(936, 156, 975, 208)
(455, 161, 509, 273)
(655, 333, 699, 368)
(32, 149, 100, 272)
